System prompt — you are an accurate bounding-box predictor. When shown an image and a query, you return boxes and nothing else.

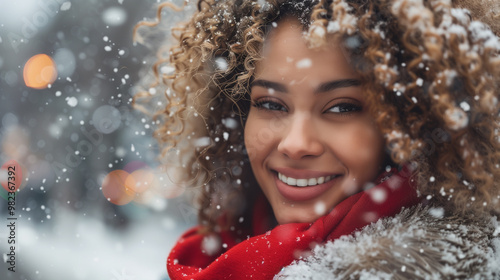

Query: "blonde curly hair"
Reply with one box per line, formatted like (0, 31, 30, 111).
(134, 0, 500, 232)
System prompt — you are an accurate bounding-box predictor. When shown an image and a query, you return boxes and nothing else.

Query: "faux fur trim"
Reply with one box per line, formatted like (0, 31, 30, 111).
(277, 206, 500, 279)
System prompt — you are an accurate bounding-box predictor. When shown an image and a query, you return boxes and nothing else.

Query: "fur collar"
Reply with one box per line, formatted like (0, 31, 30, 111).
(277, 206, 500, 279)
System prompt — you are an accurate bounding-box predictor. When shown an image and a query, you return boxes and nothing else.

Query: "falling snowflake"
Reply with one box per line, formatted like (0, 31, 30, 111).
(445, 107, 468, 130)
(295, 58, 312, 69)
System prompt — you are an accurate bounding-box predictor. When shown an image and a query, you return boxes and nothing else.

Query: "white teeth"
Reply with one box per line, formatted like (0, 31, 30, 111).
(277, 173, 337, 187)
(317, 177, 325, 184)
(308, 178, 317, 185)
(296, 179, 308, 187)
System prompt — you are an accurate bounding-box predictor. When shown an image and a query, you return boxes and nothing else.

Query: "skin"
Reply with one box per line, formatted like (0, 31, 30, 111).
(244, 18, 386, 224)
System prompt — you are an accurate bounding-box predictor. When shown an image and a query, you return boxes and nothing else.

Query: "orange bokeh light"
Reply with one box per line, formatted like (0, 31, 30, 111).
(23, 54, 57, 89)
(102, 166, 187, 206)
(102, 170, 136, 205)
(126, 168, 158, 194)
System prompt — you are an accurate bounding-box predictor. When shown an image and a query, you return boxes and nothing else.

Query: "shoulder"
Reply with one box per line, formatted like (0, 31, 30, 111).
(277, 205, 500, 279)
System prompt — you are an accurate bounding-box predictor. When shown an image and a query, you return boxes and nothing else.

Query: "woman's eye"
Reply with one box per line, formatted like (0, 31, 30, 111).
(253, 100, 287, 112)
(327, 103, 362, 114)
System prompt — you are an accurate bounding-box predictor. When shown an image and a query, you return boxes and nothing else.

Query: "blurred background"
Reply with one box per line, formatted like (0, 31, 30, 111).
(0, 0, 198, 279)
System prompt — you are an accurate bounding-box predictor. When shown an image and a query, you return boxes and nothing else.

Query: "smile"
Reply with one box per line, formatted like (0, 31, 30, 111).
(277, 172, 338, 187)
(273, 171, 343, 201)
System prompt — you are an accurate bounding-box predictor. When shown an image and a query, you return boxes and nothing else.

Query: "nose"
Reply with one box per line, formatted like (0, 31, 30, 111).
(277, 114, 324, 160)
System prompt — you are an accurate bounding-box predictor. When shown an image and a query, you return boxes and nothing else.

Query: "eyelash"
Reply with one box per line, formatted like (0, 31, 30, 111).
(252, 98, 362, 114)
(252, 98, 288, 112)
(327, 103, 362, 114)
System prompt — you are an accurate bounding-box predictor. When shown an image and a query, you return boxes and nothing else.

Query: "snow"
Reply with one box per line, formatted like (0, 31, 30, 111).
(295, 58, 312, 69)
(459, 101, 470, 112)
(469, 21, 500, 50)
(450, 8, 469, 25)
(60, 2, 72, 11)
(416, 78, 424, 87)
(311, 26, 326, 39)
(193, 137, 211, 147)
(1, 210, 189, 280)
(102, 6, 128, 26)
(66, 96, 78, 107)
(161, 65, 175, 75)
(386, 130, 403, 142)
(369, 188, 388, 204)
(445, 107, 468, 130)
(214, 57, 228, 71)
(257, 0, 271, 12)
(222, 118, 238, 129)
(202, 234, 222, 256)
(277, 207, 500, 279)
(428, 207, 444, 218)
(314, 201, 326, 215)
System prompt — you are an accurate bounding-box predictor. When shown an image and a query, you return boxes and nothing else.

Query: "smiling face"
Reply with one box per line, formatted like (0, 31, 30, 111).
(244, 19, 386, 224)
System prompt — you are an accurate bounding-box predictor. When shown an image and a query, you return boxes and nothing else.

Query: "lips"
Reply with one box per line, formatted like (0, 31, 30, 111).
(272, 168, 343, 201)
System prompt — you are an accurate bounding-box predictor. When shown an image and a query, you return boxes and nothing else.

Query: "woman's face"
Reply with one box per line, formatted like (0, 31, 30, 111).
(244, 19, 386, 224)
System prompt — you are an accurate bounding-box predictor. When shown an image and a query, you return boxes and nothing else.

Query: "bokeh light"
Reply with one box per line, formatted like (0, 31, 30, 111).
(92, 105, 122, 134)
(23, 54, 58, 89)
(53, 48, 76, 78)
(101, 170, 135, 205)
(102, 165, 187, 206)
(1, 159, 23, 193)
(126, 168, 159, 194)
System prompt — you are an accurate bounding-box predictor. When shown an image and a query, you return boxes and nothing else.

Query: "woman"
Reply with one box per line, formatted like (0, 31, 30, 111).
(135, 0, 500, 278)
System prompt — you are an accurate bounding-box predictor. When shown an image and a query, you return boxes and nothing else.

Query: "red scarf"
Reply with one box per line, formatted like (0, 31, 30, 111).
(167, 166, 420, 279)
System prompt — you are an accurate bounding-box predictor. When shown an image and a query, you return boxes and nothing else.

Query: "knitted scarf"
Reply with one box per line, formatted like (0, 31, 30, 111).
(167, 166, 420, 279)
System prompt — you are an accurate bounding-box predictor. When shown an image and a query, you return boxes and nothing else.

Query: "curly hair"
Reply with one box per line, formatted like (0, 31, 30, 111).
(134, 0, 500, 233)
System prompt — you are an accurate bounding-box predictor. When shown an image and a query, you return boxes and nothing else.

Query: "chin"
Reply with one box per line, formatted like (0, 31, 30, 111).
(274, 207, 321, 225)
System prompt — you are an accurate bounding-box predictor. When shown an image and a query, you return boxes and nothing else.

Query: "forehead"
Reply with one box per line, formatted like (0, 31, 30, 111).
(256, 19, 357, 82)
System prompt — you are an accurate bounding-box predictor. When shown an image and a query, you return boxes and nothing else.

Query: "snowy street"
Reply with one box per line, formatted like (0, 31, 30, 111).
(0, 0, 197, 279)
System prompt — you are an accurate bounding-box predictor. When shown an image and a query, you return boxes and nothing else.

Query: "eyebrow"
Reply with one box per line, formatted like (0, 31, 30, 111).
(250, 78, 362, 94)
(250, 79, 287, 92)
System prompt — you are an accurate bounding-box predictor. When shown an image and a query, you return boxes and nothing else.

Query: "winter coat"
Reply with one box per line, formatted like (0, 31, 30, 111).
(277, 205, 500, 279)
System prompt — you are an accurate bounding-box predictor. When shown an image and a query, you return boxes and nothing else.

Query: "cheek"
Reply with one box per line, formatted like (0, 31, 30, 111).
(334, 124, 384, 195)
(357, 127, 384, 161)
(243, 123, 258, 162)
(244, 113, 284, 161)
(334, 122, 384, 169)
